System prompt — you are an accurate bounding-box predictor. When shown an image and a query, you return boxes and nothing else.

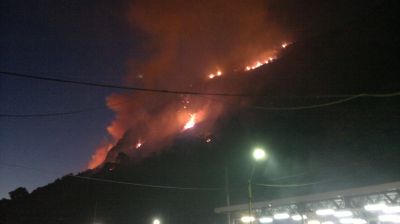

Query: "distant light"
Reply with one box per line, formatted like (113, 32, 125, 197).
(379, 214, 400, 223)
(322, 221, 335, 224)
(365, 203, 387, 211)
(334, 210, 353, 218)
(308, 220, 321, 224)
(316, 209, 335, 216)
(253, 148, 267, 161)
(339, 218, 354, 224)
(217, 71, 222, 76)
(153, 219, 160, 224)
(259, 217, 274, 223)
(292, 215, 307, 221)
(208, 74, 215, 79)
(274, 213, 290, 220)
(339, 218, 367, 224)
(384, 206, 400, 214)
(241, 216, 255, 223)
(292, 215, 303, 221)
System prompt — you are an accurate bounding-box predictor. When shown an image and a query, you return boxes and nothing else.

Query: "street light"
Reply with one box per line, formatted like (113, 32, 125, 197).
(153, 218, 160, 224)
(253, 148, 267, 161)
(247, 147, 267, 223)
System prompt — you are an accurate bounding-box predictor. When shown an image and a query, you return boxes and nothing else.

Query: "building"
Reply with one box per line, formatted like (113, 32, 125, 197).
(215, 181, 400, 224)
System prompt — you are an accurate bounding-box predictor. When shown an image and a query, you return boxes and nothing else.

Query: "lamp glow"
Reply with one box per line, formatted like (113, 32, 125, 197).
(292, 215, 302, 221)
(339, 218, 367, 224)
(364, 203, 387, 211)
(153, 219, 160, 224)
(259, 217, 273, 223)
(274, 213, 290, 220)
(316, 209, 335, 216)
(308, 220, 321, 224)
(322, 221, 334, 224)
(334, 210, 353, 218)
(241, 216, 255, 223)
(379, 214, 400, 223)
(253, 148, 267, 161)
(384, 206, 400, 214)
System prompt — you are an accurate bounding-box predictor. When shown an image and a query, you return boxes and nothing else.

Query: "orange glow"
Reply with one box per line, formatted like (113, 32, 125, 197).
(207, 70, 222, 79)
(88, 143, 113, 169)
(136, 139, 143, 149)
(281, 42, 291, 48)
(183, 114, 196, 130)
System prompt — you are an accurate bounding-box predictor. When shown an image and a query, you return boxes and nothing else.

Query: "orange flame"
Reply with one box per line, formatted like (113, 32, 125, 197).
(136, 139, 143, 149)
(88, 143, 113, 169)
(183, 114, 196, 130)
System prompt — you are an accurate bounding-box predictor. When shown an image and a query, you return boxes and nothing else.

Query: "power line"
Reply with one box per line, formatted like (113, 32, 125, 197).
(0, 70, 254, 97)
(1, 91, 398, 118)
(0, 99, 128, 118)
(255, 179, 331, 188)
(251, 92, 400, 111)
(0, 162, 221, 191)
(70, 175, 221, 191)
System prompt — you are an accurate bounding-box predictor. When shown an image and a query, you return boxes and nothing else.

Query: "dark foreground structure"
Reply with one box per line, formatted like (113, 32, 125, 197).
(215, 181, 400, 224)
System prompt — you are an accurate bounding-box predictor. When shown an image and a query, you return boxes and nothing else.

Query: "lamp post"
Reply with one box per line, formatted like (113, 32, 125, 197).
(248, 148, 267, 223)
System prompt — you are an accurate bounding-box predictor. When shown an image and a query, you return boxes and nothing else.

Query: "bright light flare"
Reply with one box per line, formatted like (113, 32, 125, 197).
(385, 206, 400, 214)
(316, 209, 335, 216)
(292, 215, 307, 221)
(259, 217, 273, 223)
(208, 74, 215, 79)
(183, 114, 196, 130)
(153, 218, 161, 224)
(379, 214, 400, 223)
(339, 218, 366, 224)
(252, 148, 267, 161)
(334, 210, 353, 218)
(364, 203, 387, 211)
(274, 213, 290, 220)
(322, 221, 335, 224)
(308, 220, 321, 224)
(241, 216, 255, 223)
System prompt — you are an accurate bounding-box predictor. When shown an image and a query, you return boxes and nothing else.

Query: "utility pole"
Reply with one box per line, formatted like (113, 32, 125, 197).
(225, 167, 231, 224)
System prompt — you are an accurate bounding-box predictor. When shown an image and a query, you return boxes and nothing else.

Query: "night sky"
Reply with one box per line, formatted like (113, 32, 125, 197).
(0, 0, 137, 198)
(1, 0, 399, 200)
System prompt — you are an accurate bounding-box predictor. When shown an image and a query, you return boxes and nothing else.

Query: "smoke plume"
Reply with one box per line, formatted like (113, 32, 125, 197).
(88, 0, 287, 168)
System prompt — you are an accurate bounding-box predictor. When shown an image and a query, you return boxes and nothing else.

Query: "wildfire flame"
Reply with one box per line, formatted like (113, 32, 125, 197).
(208, 70, 223, 79)
(88, 143, 113, 169)
(87, 1, 292, 169)
(183, 114, 196, 130)
(207, 42, 291, 78)
(136, 140, 143, 149)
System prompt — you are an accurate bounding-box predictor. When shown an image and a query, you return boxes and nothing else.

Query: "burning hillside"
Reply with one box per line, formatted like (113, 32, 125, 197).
(88, 0, 291, 168)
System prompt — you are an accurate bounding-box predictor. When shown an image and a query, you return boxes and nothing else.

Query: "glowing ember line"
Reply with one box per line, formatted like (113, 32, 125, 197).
(183, 114, 196, 130)
(207, 70, 222, 79)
